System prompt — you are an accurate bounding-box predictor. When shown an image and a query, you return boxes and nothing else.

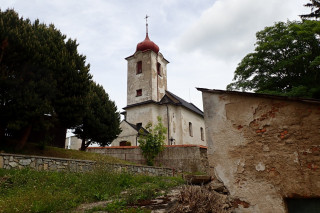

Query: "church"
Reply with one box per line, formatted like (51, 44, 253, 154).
(111, 20, 206, 147)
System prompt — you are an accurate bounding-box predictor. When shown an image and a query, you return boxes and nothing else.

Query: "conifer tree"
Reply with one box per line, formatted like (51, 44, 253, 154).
(0, 9, 91, 147)
(74, 81, 121, 150)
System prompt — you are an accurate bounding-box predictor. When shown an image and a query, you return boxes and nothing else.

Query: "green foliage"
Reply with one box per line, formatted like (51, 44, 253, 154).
(0, 9, 91, 144)
(138, 116, 167, 166)
(73, 81, 121, 150)
(0, 168, 183, 212)
(88, 200, 150, 213)
(227, 20, 320, 99)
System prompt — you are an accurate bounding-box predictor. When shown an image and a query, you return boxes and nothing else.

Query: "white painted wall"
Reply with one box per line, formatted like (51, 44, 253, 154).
(111, 121, 138, 146)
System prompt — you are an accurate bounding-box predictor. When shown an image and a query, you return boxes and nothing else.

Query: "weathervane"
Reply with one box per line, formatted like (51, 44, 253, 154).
(145, 14, 149, 35)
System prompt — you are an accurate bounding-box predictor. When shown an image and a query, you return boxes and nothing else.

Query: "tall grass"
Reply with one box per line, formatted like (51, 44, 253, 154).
(0, 168, 184, 212)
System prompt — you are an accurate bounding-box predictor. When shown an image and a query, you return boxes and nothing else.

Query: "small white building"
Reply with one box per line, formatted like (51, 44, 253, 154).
(65, 136, 82, 150)
(111, 25, 205, 147)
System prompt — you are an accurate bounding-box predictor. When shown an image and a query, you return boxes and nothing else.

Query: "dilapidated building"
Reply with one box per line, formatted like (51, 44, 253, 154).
(198, 88, 320, 213)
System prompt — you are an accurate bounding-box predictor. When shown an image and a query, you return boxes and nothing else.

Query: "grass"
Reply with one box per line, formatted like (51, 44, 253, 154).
(0, 168, 184, 213)
(0, 142, 131, 164)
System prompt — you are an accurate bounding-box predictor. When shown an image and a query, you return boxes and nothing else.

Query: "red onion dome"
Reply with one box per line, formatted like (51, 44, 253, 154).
(136, 34, 159, 53)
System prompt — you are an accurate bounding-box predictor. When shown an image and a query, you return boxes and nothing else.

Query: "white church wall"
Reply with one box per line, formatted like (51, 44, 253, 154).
(120, 103, 206, 146)
(179, 107, 206, 146)
(164, 105, 183, 145)
(111, 121, 138, 146)
(125, 103, 158, 128)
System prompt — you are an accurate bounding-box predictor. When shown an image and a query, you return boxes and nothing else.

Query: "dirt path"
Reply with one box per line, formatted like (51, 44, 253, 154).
(71, 187, 182, 213)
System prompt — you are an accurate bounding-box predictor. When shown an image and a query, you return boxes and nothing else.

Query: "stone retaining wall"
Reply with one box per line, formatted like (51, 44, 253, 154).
(87, 145, 208, 173)
(0, 153, 175, 176)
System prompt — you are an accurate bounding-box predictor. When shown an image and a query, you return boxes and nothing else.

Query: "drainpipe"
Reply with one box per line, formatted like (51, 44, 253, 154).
(166, 104, 170, 145)
(156, 53, 159, 101)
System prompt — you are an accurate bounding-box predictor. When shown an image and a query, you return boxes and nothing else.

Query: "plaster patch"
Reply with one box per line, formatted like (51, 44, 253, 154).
(262, 145, 270, 152)
(255, 162, 265, 171)
(214, 164, 230, 186)
(293, 151, 299, 164)
(236, 159, 246, 174)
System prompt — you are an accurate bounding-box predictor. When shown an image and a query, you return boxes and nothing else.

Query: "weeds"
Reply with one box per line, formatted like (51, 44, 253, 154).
(168, 185, 233, 213)
(86, 200, 151, 213)
(0, 168, 184, 212)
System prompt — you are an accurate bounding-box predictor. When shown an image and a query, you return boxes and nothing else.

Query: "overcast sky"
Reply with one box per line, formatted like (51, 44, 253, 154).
(1, 0, 310, 112)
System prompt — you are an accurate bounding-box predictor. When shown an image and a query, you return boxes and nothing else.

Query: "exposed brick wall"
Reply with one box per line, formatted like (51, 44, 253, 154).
(201, 89, 320, 213)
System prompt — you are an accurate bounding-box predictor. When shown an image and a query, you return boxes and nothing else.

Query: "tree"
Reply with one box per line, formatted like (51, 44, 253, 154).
(73, 81, 121, 151)
(300, 0, 320, 20)
(138, 116, 167, 166)
(0, 9, 91, 147)
(227, 20, 320, 99)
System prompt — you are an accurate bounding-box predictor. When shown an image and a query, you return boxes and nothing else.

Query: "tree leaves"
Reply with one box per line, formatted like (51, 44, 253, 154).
(227, 20, 320, 99)
(138, 116, 167, 166)
(73, 81, 121, 150)
(0, 9, 92, 143)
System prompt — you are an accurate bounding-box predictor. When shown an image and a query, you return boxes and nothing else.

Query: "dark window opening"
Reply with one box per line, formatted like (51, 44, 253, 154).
(136, 89, 142, 97)
(189, 122, 193, 137)
(200, 127, 204, 141)
(136, 123, 142, 129)
(119, 141, 127, 146)
(157, 62, 161, 76)
(286, 198, 320, 213)
(136, 61, 142, 74)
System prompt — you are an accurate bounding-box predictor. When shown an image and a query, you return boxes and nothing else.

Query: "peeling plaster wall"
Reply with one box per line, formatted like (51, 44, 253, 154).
(126, 51, 168, 105)
(202, 92, 320, 213)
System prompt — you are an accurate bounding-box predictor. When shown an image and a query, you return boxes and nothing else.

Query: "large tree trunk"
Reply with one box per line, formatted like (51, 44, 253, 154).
(16, 124, 32, 150)
(80, 138, 88, 151)
(0, 124, 5, 143)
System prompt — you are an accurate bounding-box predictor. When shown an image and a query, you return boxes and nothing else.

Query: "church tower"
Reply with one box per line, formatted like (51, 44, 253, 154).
(125, 16, 169, 106)
(111, 16, 206, 147)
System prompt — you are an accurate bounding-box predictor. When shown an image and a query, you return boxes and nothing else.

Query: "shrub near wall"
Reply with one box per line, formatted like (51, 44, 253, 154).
(0, 153, 175, 176)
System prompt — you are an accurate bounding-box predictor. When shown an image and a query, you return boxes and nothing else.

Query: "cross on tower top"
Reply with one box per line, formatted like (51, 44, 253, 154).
(145, 15, 149, 35)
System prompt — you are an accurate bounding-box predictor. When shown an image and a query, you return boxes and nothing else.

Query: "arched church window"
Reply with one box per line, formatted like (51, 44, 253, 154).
(137, 61, 142, 74)
(189, 122, 193, 137)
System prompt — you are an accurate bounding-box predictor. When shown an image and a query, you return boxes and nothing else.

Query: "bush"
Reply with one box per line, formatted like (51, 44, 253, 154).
(138, 116, 167, 166)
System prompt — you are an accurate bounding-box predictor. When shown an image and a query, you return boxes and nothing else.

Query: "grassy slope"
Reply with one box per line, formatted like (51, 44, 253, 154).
(0, 168, 184, 212)
(0, 143, 184, 212)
